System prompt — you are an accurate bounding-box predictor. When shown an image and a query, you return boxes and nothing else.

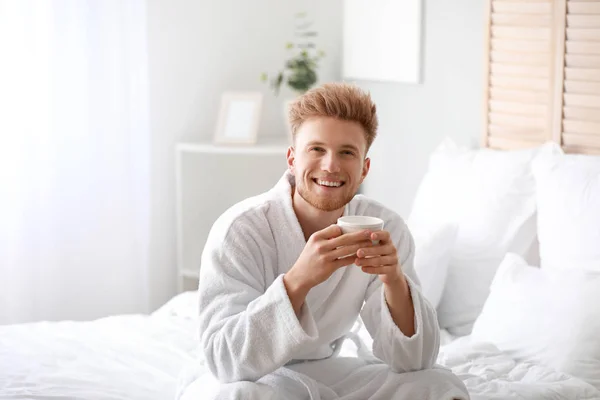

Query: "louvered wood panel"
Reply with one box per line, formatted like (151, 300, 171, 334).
(561, 0, 600, 153)
(483, 0, 558, 149)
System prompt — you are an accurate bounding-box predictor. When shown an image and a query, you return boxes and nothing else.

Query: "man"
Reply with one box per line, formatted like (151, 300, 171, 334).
(180, 83, 469, 399)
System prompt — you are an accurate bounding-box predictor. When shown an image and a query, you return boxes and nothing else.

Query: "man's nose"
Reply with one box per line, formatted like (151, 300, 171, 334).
(321, 153, 341, 173)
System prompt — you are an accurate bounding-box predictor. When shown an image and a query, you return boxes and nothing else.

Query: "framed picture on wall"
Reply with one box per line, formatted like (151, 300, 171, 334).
(342, 0, 424, 84)
(214, 92, 263, 145)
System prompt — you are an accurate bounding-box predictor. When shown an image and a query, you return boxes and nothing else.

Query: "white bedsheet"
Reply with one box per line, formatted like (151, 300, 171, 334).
(439, 337, 600, 400)
(0, 314, 200, 400)
(1, 292, 599, 400)
(338, 318, 600, 399)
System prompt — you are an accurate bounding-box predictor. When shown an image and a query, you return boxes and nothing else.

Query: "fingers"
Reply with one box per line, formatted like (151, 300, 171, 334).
(370, 230, 391, 244)
(312, 224, 343, 241)
(331, 239, 373, 260)
(359, 264, 398, 275)
(355, 254, 397, 267)
(328, 229, 372, 249)
(332, 254, 360, 269)
(356, 242, 396, 259)
(328, 229, 391, 251)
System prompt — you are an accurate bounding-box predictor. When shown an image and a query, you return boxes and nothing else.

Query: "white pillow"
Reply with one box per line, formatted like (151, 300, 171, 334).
(409, 223, 458, 308)
(471, 253, 600, 391)
(409, 138, 539, 335)
(533, 143, 600, 272)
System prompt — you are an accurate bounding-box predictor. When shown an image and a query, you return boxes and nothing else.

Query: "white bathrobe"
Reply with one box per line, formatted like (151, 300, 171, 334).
(181, 171, 469, 400)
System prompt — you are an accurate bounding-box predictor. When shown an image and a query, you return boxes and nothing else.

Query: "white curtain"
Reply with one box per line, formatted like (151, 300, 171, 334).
(0, 0, 151, 324)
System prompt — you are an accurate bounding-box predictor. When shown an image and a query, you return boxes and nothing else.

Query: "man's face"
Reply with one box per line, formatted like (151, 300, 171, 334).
(287, 117, 370, 212)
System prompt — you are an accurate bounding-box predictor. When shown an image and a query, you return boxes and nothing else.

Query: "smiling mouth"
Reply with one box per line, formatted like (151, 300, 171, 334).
(312, 178, 345, 188)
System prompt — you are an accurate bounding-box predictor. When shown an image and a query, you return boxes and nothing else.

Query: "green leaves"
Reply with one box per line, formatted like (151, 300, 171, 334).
(260, 11, 326, 96)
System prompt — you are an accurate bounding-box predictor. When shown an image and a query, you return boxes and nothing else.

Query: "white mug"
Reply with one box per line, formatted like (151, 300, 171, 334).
(337, 216, 384, 245)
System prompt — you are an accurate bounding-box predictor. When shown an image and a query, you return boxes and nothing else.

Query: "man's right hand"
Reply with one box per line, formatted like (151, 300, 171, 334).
(283, 224, 374, 315)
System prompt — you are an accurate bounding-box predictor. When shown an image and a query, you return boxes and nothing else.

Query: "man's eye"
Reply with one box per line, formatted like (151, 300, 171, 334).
(311, 147, 325, 152)
(342, 150, 355, 156)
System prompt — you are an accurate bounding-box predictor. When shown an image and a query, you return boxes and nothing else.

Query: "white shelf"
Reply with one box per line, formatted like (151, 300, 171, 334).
(175, 140, 289, 293)
(176, 141, 289, 155)
(181, 269, 200, 279)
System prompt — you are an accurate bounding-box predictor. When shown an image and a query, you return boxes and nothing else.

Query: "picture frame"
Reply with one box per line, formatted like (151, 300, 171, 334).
(342, 0, 424, 84)
(214, 92, 263, 145)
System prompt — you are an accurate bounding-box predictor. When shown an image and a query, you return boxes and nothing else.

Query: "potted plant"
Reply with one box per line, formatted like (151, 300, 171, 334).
(261, 12, 326, 97)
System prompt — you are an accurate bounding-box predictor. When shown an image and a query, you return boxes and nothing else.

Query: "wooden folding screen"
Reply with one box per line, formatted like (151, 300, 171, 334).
(483, 0, 600, 154)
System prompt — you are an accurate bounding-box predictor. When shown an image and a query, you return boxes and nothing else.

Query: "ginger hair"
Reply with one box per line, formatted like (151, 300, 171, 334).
(288, 82, 378, 152)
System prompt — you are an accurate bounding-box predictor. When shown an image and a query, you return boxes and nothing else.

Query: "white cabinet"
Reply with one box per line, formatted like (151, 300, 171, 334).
(175, 143, 289, 292)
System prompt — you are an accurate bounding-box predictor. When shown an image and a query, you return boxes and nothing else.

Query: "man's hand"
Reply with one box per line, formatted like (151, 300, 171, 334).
(353, 230, 401, 285)
(355, 230, 416, 337)
(283, 224, 374, 314)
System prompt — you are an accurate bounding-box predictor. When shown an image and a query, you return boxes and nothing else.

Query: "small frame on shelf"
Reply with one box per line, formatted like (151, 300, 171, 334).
(214, 91, 263, 145)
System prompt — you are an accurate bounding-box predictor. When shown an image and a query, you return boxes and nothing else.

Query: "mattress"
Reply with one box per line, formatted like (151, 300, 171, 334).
(1, 291, 599, 400)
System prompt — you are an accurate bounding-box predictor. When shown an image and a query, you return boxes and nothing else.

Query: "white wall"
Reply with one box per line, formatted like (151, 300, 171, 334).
(145, 0, 343, 310)
(359, 0, 485, 217)
(145, 0, 484, 310)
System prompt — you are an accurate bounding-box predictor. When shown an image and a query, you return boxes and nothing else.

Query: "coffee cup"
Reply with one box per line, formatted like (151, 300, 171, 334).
(337, 216, 384, 244)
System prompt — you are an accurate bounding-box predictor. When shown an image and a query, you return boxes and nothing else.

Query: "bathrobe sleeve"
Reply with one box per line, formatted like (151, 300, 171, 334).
(197, 218, 318, 383)
(359, 217, 441, 373)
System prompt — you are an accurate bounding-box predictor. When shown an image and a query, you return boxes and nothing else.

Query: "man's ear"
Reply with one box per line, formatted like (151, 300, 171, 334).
(286, 146, 295, 173)
(360, 157, 371, 184)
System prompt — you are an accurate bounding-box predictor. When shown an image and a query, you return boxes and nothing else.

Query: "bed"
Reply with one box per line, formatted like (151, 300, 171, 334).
(2, 288, 600, 399)
(2, 139, 600, 399)
(3, 1, 600, 399)
(0, 294, 200, 400)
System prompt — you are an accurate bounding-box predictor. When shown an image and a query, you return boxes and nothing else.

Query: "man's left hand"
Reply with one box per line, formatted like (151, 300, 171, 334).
(355, 230, 415, 336)
(354, 230, 404, 285)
